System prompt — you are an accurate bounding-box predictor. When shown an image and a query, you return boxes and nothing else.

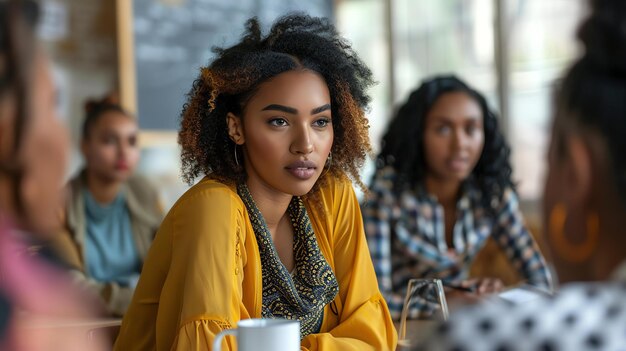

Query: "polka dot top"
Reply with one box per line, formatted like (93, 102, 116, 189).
(416, 281, 626, 351)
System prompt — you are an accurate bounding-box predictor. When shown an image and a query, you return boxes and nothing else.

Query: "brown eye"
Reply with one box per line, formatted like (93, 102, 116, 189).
(102, 136, 116, 145)
(313, 118, 331, 128)
(436, 125, 451, 135)
(268, 118, 288, 127)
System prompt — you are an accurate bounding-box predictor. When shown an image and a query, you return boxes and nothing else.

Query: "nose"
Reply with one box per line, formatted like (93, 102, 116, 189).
(117, 141, 132, 159)
(117, 142, 126, 156)
(290, 125, 314, 155)
(451, 128, 467, 151)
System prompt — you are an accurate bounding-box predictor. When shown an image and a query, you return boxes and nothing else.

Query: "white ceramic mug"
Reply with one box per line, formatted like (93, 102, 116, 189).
(212, 318, 300, 351)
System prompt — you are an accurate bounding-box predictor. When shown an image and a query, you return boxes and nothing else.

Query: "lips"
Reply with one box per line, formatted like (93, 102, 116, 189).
(115, 161, 130, 171)
(447, 158, 470, 173)
(285, 160, 317, 180)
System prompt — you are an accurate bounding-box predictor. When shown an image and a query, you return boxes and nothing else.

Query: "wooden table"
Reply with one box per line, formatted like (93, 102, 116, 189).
(24, 317, 122, 330)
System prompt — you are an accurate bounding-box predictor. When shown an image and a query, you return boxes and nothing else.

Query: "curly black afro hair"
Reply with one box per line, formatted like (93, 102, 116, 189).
(179, 13, 375, 194)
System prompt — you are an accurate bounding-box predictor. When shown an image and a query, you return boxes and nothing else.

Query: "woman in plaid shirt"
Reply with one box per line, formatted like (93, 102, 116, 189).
(362, 75, 553, 319)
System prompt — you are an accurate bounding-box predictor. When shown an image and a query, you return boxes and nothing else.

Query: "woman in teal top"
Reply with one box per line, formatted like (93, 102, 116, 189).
(51, 96, 163, 317)
(83, 185, 139, 287)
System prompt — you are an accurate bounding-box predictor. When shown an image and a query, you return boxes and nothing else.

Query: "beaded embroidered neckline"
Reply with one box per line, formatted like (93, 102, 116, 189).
(237, 183, 339, 338)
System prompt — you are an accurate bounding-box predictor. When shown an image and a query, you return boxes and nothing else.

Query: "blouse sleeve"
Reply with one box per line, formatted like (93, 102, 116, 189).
(491, 188, 553, 291)
(160, 186, 250, 350)
(301, 180, 398, 351)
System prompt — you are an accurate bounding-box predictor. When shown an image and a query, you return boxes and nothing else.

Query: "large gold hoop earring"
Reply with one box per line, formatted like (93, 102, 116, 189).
(234, 145, 240, 167)
(548, 203, 600, 263)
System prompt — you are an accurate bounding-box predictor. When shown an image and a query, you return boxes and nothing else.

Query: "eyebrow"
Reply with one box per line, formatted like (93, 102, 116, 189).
(311, 104, 331, 115)
(262, 104, 297, 114)
(432, 115, 482, 123)
(261, 103, 331, 115)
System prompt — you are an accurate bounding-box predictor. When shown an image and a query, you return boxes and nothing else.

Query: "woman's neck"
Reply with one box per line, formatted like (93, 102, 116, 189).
(424, 176, 462, 207)
(85, 172, 122, 205)
(244, 179, 295, 271)
(245, 179, 292, 235)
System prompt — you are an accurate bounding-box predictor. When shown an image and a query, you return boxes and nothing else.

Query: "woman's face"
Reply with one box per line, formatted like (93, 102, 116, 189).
(17, 53, 69, 234)
(231, 70, 333, 198)
(423, 91, 484, 183)
(81, 111, 139, 183)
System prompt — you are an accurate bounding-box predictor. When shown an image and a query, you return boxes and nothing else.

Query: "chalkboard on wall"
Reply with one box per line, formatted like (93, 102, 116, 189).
(133, 0, 333, 130)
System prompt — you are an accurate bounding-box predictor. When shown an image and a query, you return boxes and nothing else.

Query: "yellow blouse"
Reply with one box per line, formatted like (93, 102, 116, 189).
(114, 177, 397, 351)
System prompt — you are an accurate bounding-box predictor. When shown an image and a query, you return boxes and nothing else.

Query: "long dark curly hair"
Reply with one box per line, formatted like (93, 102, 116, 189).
(375, 75, 513, 208)
(179, 13, 374, 193)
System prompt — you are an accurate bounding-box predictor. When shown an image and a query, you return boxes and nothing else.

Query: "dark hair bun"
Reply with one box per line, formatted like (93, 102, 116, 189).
(83, 93, 120, 114)
(83, 99, 99, 115)
(578, 0, 626, 74)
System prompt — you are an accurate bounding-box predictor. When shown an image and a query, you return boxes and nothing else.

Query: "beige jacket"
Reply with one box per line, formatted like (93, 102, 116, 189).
(51, 171, 163, 316)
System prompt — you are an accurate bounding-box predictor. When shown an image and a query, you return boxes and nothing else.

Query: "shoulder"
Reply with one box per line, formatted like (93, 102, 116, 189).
(302, 176, 360, 230)
(363, 166, 403, 205)
(169, 177, 243, 214)
(124, 174, 166, 223)
(500, 186, 519, 204)
(312, 175, 358, 210)
(126, 174, 161, 201)
(157, 179, 247, 257)
(65, 171, 86, 202)
(63, 173, 86, 229)
(369, 166, 397, 191)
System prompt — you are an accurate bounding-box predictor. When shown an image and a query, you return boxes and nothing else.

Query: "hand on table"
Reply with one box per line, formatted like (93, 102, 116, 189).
(464, 277, 505, 295)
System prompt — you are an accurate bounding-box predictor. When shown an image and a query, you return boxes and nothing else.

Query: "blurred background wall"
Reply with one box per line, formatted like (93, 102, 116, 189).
(36, 0, 587, 219)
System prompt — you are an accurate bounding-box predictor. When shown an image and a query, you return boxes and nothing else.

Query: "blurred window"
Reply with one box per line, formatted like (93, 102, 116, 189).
(507, 0, 585, 198)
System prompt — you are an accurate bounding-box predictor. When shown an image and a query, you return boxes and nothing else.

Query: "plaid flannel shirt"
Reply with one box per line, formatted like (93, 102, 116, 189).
(362, 166, 553, 320)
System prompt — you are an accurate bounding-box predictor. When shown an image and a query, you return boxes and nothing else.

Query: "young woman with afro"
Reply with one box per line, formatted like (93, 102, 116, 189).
(114, 13, 397, 351)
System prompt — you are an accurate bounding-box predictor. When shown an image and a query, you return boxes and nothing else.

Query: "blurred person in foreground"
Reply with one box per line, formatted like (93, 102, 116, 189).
(49, 95, 163, 317)
(418, 0, 626, 349)
(114, 13, 397, 351)
(362, 75, 552, 319)
(0, 0, 105, 350)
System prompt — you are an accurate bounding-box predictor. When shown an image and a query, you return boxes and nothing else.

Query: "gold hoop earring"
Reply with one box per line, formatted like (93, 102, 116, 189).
(234, 145, 240, 167)
(320, 152, 332, 177)
(548, 203, 600, 263)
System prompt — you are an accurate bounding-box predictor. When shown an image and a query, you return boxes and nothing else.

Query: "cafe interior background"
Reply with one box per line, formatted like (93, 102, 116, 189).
(38, 0, 587, 281)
